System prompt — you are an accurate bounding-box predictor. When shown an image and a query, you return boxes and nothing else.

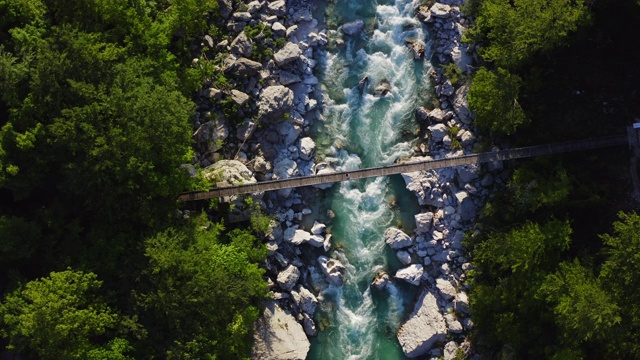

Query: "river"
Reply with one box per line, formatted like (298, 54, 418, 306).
(308, 0, 433, 358)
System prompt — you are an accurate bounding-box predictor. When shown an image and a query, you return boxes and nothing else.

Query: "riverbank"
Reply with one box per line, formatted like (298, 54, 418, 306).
(187, 0, 493, 358)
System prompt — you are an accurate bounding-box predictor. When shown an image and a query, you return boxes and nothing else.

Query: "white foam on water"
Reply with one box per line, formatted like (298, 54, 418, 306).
(312, 0, 432, 358)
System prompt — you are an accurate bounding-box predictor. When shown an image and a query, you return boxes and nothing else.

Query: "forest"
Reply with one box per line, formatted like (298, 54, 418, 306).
(464, 0, 640, 359)
(1, 0, 640, 359)
(0, 0, 269, 359)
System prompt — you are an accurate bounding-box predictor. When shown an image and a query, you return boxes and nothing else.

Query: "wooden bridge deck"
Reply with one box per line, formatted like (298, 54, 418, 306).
(178, 134, 628, 201)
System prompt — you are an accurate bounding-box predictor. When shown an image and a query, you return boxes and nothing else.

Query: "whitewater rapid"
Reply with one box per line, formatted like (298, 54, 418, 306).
(308, 0, 432, 358)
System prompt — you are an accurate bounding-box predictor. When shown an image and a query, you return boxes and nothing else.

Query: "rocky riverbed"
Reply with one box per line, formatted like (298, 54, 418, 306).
(186, 0, 501, 359)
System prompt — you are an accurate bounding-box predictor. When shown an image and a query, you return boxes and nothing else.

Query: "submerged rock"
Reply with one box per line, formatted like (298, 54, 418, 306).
(374, 79, 391, 96)
(252, 302, 310, 360)
(342, 19, 365, 36)
(397, 290, 447, 358)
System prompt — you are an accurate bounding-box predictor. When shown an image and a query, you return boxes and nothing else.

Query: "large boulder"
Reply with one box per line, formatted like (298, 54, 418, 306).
(453, 84, 473, 125)
(318, 255, 345, 286)
(455, 190, 477, 222)
(291, 285, 318, 316)
(384, 227, 413, 249)
(428, 123, 448, 142)
(252, 302, 310, 360)
(258, 86, 294, 121)
(397, 290, 447, 358)
(274, 42, 302, 67)
(283, 228, 312, 246)
(231, 89, 250, 106)
(298, 137, 316, 161)
(193, 119, 228, 153)
(230, 32, 253, 57)
(395, 264, 424, 286)
(415, 212, 434, 234)
(276, 264, 300, 291)
(430, 3, 452, 18)
(203, 160, 256, 186)
(218, 0, 232, 19)
(273, 158, 298, 180)
(225, 57, 262, 78)
(342, 19, 365, 36)
(436, 278, 457, 301)
(267, 0, 286, 16)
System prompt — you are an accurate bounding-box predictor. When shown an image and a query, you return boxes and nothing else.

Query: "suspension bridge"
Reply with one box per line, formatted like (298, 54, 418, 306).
(177, 131, 636, 202)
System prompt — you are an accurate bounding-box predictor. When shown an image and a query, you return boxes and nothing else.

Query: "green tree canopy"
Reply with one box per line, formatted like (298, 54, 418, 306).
(468, 67, 528, 135)
(136, 215, 268, 359)
(470, 0, 590, 69)
(0, 269, 133, 360)
(539, 259, 621, 346)
(598, 211, 640, 358)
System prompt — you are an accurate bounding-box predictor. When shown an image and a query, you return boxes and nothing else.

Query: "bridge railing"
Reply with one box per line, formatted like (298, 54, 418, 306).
(178, 134, 627, 201)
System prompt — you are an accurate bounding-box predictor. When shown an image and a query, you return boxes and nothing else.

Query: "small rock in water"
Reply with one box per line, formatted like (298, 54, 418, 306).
(318, 255, 345, 286)
(371, 271, 391, 290)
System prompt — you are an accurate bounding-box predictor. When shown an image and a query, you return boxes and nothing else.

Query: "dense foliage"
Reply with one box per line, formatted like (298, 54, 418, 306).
(0, 1, 270, 359)
(467, 67, 527, 135)
(466, 0, 640, 359)
(466, 0, 590, 135)
(467, 0, 590, 70)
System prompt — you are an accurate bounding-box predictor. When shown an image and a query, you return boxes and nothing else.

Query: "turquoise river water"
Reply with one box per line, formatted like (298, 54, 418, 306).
(308, 0, 433, 358)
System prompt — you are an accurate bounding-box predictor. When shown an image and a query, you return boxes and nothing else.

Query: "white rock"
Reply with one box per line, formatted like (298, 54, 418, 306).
(298, 137, 316, 161)
(272, 21, 286, 36)
(283, 228, 312, 245)
(415, 212, 434, 234)
(307, 235, 325, 248)
(428, 123, 448, 142)
(267, 0, 286, 16)
(443, 340, 460, 360)
(323, 234, 332, 252)
(274, 42, 302, 67)
(230, 32, 253, 57)
(397, 291, 447, 358)
(258, 85, 294, 121)
(430, 3, 452, 18)
(310, 221, 326, 235)
(252, 302, 310, 360)
(453, 84, 473, 124)
(203, 160, 256, 186)
(397, 250, 412, 265)
(436, 278, 457, 301)
(273, 158, 298, 180)
(277, 264, 300, 291)
(291, 285, 318, 316)
(445, 314, 463, 334)
(318, 255, 345, 286)
(384, 227, 413, 249)
(395, 264, 424, 286)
